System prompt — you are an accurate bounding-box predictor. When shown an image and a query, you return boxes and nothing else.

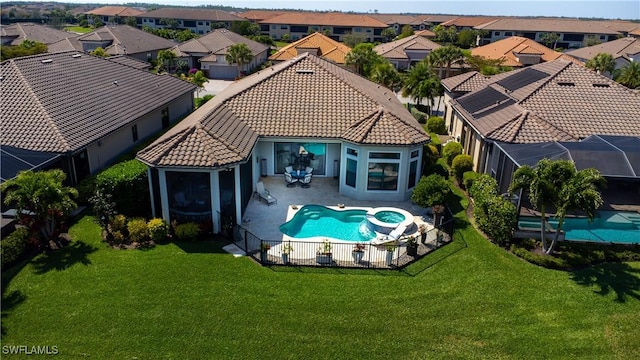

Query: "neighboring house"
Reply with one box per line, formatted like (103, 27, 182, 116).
(269, 32, 351, 65)
(441, 59, 640, 178)
(368, 14, 422, 34)
(474, 18, 632, 48)
(84, 6, 145, 24)
(374, 34, 441, 70)
(414, 15, 459, 30)
(171, 29, 269, 79)
(438, 16, 500, 31)
(238, 10, 288, 34)
(257, 12, 389, 42)
(0, 22, 75, 46)
(415, 29, 437, 39)
(48, 25, 176, 62)
(566, 37, 640, 71)
(136, 8, 244, 35)
(471, 36, 581, 67)
(1, 51, 196, 184)
(136, 53, 429, 231)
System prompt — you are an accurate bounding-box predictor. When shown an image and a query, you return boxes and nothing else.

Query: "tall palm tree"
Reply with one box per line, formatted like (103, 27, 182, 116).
(1, 169, 77, 247)
(615, 61, 640, 89)
(345, 43, 383, 77)
(402, 61, 443, 109)
(369, 62, 402, 91)
(585, 53, 616, 78)
(225, 43, 254, 78)
(427, 45, 465, 79)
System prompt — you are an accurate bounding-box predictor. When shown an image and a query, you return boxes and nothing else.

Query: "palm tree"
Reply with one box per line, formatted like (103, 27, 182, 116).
(585, 53, 616, 78)
(369, 62, 402, 91)
(615, 61, 640, 89)
(402, 61, 443, 109)
(225, 43, 254, 78)
(345, 43, 383, 77)
(539, 32, 560, 50)
(427, 45, 465, 79)
(190, 70, 208, 97)
(157, 49, 177, 73)
(1, 169, 78, 247)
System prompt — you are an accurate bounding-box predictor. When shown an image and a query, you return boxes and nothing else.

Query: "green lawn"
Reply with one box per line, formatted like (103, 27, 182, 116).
(64, 26, 92, 34)
(2, 197, 640, 358)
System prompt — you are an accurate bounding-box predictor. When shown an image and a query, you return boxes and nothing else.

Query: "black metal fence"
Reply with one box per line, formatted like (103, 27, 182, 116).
(233, 206, 456, 270)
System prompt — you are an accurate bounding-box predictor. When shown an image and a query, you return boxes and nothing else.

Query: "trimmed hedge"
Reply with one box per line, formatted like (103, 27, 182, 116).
(410, 106, 428, 124)
(462, 171, 479, 190)
(442, 142, 463, 166)
(175, 222, 201, 241)
(452, 154, 474, 181)
(95, 160, 150, 217)
(411, 174, 450, 208)
(1, 227, 30, 268)
(426, 116, 447, 135)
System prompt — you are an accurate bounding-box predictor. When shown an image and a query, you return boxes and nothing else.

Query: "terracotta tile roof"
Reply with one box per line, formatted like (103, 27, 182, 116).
(441, 71, 489, 93)
(172, 29, 269, 58)
(472, 36, 581, 67)
(415, 29, 436, 38)
(269, 32, 351, 64)
(1, 23, 77, 45)
(259, 12, 388, 28)
(1, 51, 196, 153)
(138, 53, 428, 168)
(73, 25, 177, 56)
(439, 16, 501, 28)
(142, 8, 243, 21)
(416, 15, 459, 24)
(238, 10, 294, 22)
(374, 35, 441, 60)
(85, 6, 144, 17)
(368, 14, 422, 26)
(450, 60, 640, 143)
(475, 18, 626, 35)
(566, 37, 640, 62)
(107, 55, 152, 70)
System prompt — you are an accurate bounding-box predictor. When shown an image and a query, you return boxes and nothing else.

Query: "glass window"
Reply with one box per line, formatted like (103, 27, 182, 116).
(198, 21, 203, 26)
(166, 171, 212, 224)
(347, 148, 358, 156)
(272, 24, 277, 29)
(275, 142, 326, 175)
(369, 152, 400, 159)
(161, 107, 170, 129)
(411, 150, 419, 158)
(131, 125, 138, 142)
(367, 163, 398, 191)
(494, 31, 501, 36)
(408, 160, 418, 188)
(504, 31, 513, 36)
(346, 158, 357, 188)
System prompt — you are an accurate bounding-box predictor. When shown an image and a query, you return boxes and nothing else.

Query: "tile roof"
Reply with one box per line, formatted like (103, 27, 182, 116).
(107, 55, 153, 70)
(416, 15, 459, 24)
(475, 18, 625, 35)
(47, 36, 82, 53)
(137, 53, 429, 168)
(172, 29, 269, 58)
(439, 16, 501, 28)
(415, 29, 436, 38)
(85, 6, 144, 17)
(259, 12, 388, 28)
(374, 35, 441, 60)
(1, 51, 196, 153)
(269, 32, 351, 64)
(441, 71, 489, 93)
(471, 36, 581, 67)
(368, 14, 422, 26)
(238, 10, 290, 22)
(450, 60, 640, 143)
(1, 23, 77, 45)
(74, 25, 177, 56)
(566, 37, 640, 62)
(141, 8, 243, 21)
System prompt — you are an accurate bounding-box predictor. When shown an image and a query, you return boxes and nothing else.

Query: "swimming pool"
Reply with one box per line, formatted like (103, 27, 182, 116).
(518, 211, 640, 244)
(279, 205, 376, 241)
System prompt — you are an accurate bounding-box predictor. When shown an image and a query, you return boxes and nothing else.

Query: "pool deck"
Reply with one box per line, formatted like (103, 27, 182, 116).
(243, 176, 433, 242)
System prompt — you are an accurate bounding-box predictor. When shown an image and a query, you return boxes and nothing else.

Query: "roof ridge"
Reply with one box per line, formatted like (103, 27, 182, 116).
(140, 126, 195, 164)
(344, 108, 384, 143)
(6, 58, 71, 152)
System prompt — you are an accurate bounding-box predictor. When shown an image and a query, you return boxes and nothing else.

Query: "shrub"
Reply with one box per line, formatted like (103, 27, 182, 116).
(410, 106, 428, 124)
(75, 176, 96, 204)
(411, 174, 450, 208)
(148, 218, 169, 242)
(451, 154, 474, 181)
(175, 222, 201, 241)
(95, 159, 149, 217)
(195, 94, 214, 109)
(111, 214, 128, 234)
(1, 227, 30, 268)
(462, 171, 479, 190)
(510, 245, 566, 269)
(469, 174, 499, 203)
(89, 189, 117, 231)
(111, 230, 126, 245)
(481, 196, 517, 245)
(426, 116, 447, 134)
(422, 144, 440, 170)
(442, 142, 463, 166)
(127, 218, 149, 243)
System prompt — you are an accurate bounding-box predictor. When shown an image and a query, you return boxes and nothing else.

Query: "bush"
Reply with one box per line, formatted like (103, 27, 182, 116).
(1, 227, 30, 268)
(195, 94, 214, 109)
(75, 176, 96, 205)
(411, 174, 450, 208)
(95, 159, 149, 217)
(111, 230, 126, 245)
(111, 214, 128, 234)
(410, 106, 428, 123)
(462, 171, 479, 190)
(127, 218, 149, 243)
(481, 196, 517, 245)
(510, 245, 566, 269)
(451, 154, 474, 181)
(469, 174, 499, 203)
(148, 218, 169, 242)
(426, 116, 447, 134)
(422, 144, 440, 170)
(442, 142, 463, 166)
(175, 222, 201, 241)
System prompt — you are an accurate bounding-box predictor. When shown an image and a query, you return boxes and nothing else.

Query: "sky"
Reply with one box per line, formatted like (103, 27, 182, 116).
(66, 0, 640, 20)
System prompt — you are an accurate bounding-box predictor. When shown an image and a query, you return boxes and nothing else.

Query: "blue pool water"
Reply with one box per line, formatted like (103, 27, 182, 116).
(518, 211, 640, 244)
(374, 211, 405, 223)
(279, 205, 375, 241)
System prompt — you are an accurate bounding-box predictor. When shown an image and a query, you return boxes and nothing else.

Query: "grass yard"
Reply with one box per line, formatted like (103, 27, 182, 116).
(2, 193, 640, 358)
(64, 26, 92, 34)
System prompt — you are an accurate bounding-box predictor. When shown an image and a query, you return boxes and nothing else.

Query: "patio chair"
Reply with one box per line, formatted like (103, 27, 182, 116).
(255, 182, 277, 206)
(300, 172, 312, 188)
(305, 167, 313, 174)
(285, 172, 298, 187)
(285, 166, 294, 174)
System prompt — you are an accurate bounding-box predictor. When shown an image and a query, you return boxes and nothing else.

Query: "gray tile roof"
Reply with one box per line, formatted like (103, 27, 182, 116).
(450, 60, 640, 143)
(1, 51, 196, 153)
(1, 23, 77, 45)
(141, 8, 243, 22)
(137, 53, 429, 168)
(172, 29, 269, 58)
(566, 37, 640, 62)
(47, 36, 83, 53)
(475, 18, 626, 35)
(76, 25, 177, 56)
(374, 35, 441, 60)
(107, 55, 152, 70)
